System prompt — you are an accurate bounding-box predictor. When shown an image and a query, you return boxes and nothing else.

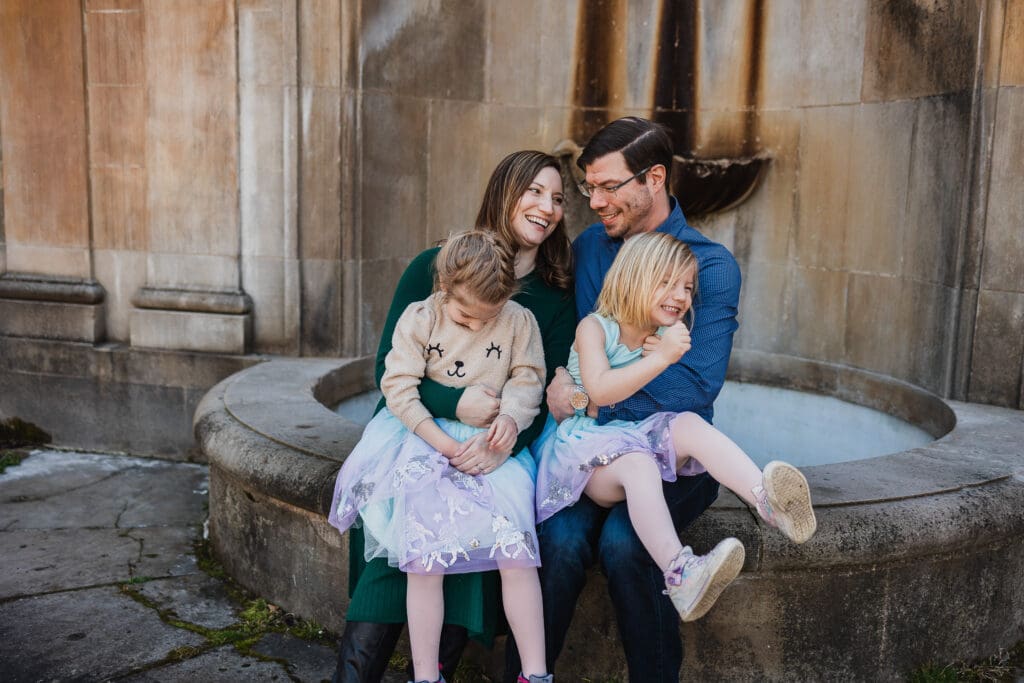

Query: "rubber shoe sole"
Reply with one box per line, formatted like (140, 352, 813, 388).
(763, 461, 817, 544)
(672, 538, 745, 622)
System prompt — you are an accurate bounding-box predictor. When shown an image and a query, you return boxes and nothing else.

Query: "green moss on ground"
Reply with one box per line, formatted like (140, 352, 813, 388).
(0, 450, 28, 474)
(909, 640, 1024, 682)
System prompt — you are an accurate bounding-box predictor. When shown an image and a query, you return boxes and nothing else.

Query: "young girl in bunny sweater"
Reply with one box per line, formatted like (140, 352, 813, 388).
(329, 230, 553, 683)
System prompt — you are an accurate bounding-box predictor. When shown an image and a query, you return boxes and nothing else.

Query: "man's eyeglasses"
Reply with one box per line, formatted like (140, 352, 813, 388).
(577, 165, 653, 198)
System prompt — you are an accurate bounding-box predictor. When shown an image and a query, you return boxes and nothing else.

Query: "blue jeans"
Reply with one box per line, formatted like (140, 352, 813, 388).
(505, 472, 719, 683)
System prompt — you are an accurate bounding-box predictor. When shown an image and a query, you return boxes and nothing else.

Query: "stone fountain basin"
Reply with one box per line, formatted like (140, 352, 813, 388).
(194, 350, 1024, 681)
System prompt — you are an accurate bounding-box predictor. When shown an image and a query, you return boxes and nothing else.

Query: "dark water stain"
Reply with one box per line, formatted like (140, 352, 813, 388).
(652, 0, 698, 153)
(569, 0, 769, 218)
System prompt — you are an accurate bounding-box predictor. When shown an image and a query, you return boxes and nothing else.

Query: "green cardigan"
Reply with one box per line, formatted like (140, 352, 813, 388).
(345, 246, 576, 645)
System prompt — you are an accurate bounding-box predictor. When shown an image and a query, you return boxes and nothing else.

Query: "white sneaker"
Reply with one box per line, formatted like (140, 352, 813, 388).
(663, 538, 745, 622)
(757, 461, 817, 544)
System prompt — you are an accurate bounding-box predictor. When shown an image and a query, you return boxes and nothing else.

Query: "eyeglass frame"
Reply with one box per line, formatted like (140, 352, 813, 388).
(576, 165, 654, 198)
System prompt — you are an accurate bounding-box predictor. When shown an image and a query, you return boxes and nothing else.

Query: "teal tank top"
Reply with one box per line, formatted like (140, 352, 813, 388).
(566, 314, 664, 384)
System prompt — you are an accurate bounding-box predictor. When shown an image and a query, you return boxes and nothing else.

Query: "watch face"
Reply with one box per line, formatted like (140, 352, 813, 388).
(570, 386, 589, 410)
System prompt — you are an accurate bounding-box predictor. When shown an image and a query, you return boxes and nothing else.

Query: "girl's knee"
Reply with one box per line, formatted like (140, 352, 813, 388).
(672, 411, 710, 437)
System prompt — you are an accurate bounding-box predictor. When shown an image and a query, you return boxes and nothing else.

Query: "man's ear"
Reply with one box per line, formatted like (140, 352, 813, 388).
(645, 163, 668, 193)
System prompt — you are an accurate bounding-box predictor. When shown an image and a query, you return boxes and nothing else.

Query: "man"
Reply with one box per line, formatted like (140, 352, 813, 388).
(506, 116, 742, 682)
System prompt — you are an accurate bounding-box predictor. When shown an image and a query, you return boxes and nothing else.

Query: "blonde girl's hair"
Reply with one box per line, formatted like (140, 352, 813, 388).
(595, 232, 698, 329)
(434, 230, 518, 305)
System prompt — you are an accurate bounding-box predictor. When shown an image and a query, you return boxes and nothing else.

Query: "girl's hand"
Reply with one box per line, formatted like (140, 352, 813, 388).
(655, 322, 691, 364)
(455, 384, 500, 427)
(486, 415, 518, 453)
(450, 433, 511, 475)
(641, 333, 661, 357)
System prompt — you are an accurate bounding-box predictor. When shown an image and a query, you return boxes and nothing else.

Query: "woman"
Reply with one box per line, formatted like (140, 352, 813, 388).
(334, 151, 577, 683)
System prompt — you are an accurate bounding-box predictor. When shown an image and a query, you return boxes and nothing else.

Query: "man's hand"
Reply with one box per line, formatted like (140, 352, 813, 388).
(654, 322, 691, 365)
(486, 414, 518, 453)
(450, 432, 511, 475)
(455, 384, 500, 428)
(546, 367, 575, 423)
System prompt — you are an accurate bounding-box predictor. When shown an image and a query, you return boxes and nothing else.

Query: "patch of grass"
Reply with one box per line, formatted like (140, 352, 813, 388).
(910, 641, 1024, 682)
(910, 664, 958, 683)
(166, 645, 205, 661)
(0, 450, 27, 474)
(192, 537, 228, 581)
(122, 575, 154, 585)
(287, 617, 330, 643)
(239, 598, 278, 632)
(388, 651, 410, 673)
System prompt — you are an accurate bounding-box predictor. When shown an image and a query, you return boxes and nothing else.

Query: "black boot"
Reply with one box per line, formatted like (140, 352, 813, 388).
(438, 623, 469, 681)
(332, 620, 404, 683)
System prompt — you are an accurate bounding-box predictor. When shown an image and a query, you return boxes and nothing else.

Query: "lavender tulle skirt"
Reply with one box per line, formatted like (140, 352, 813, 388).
(328, 409, 540, 575)
(533, 411, 705, 523)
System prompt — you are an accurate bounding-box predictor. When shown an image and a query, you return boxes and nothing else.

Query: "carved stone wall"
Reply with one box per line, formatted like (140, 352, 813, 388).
(1, 0, 1022, 412)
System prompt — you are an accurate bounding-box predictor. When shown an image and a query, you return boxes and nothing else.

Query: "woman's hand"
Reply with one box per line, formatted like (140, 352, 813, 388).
(654, 322, 691, 365)
(455, 384, 500, 427)
(449, 432, 511, 475)
(546, 367, 575, 423)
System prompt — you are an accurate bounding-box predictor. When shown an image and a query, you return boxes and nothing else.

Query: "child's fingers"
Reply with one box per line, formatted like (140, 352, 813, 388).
(488, 427, 509, 447)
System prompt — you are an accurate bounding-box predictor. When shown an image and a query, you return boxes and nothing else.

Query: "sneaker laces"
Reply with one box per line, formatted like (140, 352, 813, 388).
(752, 484, 778, 528)
(662, 547, 698, 591)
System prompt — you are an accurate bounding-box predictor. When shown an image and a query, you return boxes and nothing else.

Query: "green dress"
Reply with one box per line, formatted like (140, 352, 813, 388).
(344, 246, 576, 645)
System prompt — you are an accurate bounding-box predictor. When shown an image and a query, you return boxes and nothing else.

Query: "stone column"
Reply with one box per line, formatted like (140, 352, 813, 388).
(128, 0, 251, 354)
(238, 0, 300, 356)
(0, 1, 105, 342)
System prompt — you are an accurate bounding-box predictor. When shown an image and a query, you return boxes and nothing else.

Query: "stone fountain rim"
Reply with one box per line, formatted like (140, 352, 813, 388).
(194, 349, 1024, 524)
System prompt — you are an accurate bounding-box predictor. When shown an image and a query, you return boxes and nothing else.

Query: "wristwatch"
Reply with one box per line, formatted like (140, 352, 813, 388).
(570, 384, 590, 414)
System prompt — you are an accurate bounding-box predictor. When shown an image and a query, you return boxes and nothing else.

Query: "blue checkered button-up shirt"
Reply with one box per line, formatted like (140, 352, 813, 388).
(573, 197, 741, 425)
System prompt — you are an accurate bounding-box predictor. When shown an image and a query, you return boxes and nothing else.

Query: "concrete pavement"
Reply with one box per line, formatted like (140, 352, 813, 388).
(0, 449, 407, 682)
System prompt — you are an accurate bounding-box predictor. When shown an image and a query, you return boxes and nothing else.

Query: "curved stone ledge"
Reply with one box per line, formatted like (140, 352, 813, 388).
(196, 351, 1024, 680)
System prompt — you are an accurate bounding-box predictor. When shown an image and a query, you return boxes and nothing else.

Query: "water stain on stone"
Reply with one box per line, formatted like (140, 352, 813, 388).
(569, 0, 769, 218)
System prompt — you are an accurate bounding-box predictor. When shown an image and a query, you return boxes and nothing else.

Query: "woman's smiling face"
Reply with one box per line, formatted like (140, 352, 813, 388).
(510, 166, 565, 250)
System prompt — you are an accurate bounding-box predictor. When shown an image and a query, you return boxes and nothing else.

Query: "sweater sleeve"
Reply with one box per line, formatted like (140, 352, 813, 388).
(498, 308, 546, 432)
(380, 302, 435, 432)
(374, 248, 463, 419)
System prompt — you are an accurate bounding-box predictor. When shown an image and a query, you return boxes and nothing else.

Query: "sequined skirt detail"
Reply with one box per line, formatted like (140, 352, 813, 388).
(328, 410, 539, 575)
(534, 411, 704, 523)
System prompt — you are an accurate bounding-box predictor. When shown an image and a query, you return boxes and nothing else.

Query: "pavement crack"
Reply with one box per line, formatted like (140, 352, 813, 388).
(123, 529, 145, 578)
(114, 499, 130, 529)
(0, 577, 176, 605)
(1, 469, 127, 504)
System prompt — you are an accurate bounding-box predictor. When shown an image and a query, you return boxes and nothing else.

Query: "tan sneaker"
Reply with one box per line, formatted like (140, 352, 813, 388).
(757, 461, 817, 544)
(663, 538, 745, 622)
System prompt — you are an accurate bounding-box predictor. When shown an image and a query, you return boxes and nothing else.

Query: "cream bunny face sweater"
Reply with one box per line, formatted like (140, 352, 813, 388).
(380, 292, 546, 434)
